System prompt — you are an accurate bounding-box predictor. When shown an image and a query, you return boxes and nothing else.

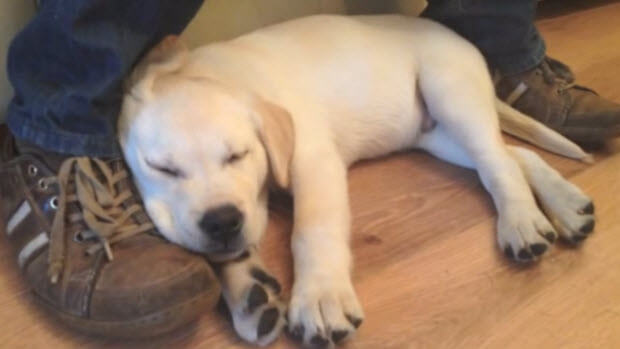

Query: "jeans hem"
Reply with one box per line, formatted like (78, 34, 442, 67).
(7, 114, 121, 158)
(490, 38, 546, 75)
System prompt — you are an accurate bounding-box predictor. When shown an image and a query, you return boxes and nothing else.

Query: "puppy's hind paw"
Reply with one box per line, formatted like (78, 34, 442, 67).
(498, 207, 556, 263)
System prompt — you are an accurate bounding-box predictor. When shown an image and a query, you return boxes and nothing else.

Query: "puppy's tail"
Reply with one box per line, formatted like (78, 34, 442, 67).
(496, 99, 593, 163)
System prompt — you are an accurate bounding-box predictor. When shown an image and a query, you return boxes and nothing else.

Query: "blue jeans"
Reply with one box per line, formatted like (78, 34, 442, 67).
(423, 0, 545, 75)
(6, 0, 544, 158)
(6, 0, 204, 157)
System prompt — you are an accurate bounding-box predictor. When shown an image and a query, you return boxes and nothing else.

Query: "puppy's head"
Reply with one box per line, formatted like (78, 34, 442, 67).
(119, 36, 294, 261)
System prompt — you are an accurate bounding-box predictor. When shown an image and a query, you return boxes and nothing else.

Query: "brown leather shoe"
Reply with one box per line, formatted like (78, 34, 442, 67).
(494, 57, 620, 142)
(0, 126, 219, 338)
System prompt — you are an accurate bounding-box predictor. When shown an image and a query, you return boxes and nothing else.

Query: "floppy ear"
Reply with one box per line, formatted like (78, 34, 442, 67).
(251, 98, 295, 189)
(119, 35, 188, 147)
(126, 35, 189, 101)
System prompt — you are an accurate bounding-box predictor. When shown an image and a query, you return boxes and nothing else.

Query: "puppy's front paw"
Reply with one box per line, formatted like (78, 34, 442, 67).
(219, 266, 286, 346)
(288, 277, 363, 348)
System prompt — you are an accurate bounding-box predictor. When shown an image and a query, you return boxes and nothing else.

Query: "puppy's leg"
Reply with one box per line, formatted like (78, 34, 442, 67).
(215, 249, 286, 346)
(287, 147, 363, 347)
(509, 146, 595, 244)
(418, 60, 557, 262)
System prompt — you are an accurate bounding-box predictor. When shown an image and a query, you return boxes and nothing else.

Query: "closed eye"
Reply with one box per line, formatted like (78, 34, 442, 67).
(145, 159, 185, 178)
(225, 150, 249, 165)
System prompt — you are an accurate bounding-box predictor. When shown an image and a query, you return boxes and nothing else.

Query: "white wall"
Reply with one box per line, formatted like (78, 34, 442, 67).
(182, 0, 348, 48)
(182, 0, 426, 47)
(0, 0, 36, 123)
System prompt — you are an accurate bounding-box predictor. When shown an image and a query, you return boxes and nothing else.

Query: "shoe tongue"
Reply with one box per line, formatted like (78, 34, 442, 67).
(15, 139, 70, 172)
(544, 57, 575, 83)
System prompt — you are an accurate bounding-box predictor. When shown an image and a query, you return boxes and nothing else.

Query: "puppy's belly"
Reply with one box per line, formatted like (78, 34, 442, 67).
(333, 103, 426, 165)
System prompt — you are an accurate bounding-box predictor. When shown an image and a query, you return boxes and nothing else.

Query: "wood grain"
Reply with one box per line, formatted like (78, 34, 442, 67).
(1, 3, 620, 348)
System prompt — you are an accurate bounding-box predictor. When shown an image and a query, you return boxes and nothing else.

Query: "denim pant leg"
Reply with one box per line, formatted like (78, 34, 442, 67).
(6, 0, 204, 157)
(422, 0, 546, 75)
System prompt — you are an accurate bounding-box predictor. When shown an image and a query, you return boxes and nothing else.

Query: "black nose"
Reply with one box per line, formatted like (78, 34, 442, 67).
(199, 205, 244, 243)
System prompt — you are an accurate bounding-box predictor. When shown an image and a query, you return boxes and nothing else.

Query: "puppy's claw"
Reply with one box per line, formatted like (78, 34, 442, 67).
(287, 325, 305, 342)
(217, 296, 233, 323)
(310, 334, 329, 348)
(530, 243, 547, 256)
(580, 219, 595, 234)
(572, 235, 587, 244)
(580, 202, 594, 215)
(331, 330, 349, 344)
(517, 248, 533, 261)
(544, 232, 556, 243)
(346, 314, 363, 329)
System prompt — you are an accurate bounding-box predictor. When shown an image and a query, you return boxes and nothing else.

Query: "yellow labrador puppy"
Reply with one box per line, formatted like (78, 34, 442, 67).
(119, 15, 595, 347)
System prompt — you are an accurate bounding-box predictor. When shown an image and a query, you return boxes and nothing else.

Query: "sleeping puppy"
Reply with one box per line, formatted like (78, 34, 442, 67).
(119, 15, 596, 347)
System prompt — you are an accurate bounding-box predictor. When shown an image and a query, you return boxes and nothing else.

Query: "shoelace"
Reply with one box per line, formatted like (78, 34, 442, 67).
(43, 157, 154, 283)
(539, 58, 575, 92)
(539, 57, 596, 95)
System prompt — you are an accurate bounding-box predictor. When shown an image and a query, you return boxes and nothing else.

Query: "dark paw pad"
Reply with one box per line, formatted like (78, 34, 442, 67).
(504, 246, 515, 259)
(530, 243, 547, 256)
(288, 325, 304, 342)
(580, 219, 595, 234)
(257, 307, 280, 338)
(544, 232, 556, 243)
(251, 267, 282, 294)
(331, 330, 349, 344)
(580, 202, 594, 215)
(247, 284, 268, 313)
(310, 334, 329, 348)
(517, 248, 533, 260)
(346, 314, 363, 329)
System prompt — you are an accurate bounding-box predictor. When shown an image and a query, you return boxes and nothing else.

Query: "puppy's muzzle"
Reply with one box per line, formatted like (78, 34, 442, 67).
(199, 204, 244, 248)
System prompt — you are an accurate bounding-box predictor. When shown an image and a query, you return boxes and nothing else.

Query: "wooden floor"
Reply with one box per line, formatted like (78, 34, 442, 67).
(2, 3, 620, 348)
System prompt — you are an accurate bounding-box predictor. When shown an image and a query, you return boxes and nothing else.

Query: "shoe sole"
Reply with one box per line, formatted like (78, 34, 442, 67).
(34, 285, 220, 339)
(556, 125, 620, 143)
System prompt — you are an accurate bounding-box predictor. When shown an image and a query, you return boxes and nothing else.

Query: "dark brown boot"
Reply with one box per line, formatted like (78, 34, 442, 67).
(0, 126, 220, 338)
(494, 57, 620, 142)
